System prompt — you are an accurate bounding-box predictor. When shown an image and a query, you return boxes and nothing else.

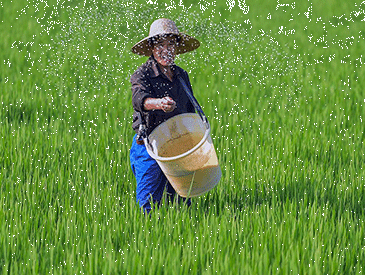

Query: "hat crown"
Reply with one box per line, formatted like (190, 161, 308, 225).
(131, 18, 200, 56)
(149, 18, 179, 37)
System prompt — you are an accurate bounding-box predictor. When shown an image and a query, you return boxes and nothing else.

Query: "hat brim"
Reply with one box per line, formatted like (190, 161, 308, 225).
(131, 33, 200, 56)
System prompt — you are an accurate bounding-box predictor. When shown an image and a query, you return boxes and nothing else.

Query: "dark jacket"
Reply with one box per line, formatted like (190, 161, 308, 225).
(131, 55, 195, 136)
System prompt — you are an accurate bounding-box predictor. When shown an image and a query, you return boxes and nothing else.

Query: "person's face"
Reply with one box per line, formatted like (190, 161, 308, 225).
(152, 36, 177, 67)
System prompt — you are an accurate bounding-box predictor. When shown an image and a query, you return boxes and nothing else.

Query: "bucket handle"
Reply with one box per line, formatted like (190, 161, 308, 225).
(145, 113, 211, 162)
(177, 75, 209, 129)
(142, 75, 210, 155)
(136, 75, 208, 146)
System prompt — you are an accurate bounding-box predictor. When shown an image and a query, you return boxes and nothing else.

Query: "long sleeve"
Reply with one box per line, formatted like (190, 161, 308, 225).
(131, 70, 153, 113)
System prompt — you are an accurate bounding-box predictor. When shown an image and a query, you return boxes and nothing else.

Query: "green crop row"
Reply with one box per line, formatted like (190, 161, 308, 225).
(0, 0, 364, 274)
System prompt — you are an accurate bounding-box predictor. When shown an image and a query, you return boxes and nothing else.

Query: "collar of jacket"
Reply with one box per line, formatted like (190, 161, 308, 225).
(149, 55, 182, 79)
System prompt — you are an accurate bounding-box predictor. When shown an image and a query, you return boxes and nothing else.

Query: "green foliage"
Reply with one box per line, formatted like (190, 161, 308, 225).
(0, 0, 364, 274)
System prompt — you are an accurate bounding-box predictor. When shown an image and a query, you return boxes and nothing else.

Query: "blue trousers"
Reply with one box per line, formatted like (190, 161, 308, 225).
(130, 134, 190, 212)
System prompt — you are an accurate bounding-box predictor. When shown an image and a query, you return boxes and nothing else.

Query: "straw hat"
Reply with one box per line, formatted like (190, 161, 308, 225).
(131, 18, 200, 56)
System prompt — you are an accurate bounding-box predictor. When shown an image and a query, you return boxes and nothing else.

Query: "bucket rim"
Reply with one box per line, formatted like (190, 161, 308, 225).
(145, 113, 211, 162)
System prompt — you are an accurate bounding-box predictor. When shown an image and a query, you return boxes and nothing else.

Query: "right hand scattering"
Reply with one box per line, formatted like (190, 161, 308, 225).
(160, 96, 176, 112)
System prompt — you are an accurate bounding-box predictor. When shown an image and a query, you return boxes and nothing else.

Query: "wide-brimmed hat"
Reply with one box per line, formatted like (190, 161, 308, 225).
(131, 18, 200, 56)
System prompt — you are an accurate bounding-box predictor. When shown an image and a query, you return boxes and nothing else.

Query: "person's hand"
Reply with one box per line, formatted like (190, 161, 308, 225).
(159, 96, 176, 112)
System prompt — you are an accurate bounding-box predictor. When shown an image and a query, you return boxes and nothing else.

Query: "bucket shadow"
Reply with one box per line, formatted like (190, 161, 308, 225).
(198, 178, 364, 219)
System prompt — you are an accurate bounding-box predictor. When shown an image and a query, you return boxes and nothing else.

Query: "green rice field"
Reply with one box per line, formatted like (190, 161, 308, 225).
(1, 0, 364, 274)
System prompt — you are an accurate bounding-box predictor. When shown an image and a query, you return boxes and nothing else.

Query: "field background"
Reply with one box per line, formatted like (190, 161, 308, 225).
(1, 0, 364, 274)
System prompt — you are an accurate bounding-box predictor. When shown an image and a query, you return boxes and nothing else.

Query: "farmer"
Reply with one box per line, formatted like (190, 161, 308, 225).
(129, 18, 200, 213)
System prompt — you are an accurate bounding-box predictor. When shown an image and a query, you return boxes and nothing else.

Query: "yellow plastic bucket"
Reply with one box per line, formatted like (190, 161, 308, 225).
(145, 113, 221, 197)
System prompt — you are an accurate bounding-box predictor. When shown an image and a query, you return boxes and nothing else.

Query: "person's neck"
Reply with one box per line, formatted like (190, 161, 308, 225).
(158, 63, 174, 80)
